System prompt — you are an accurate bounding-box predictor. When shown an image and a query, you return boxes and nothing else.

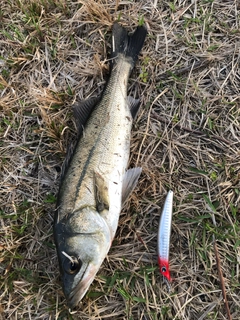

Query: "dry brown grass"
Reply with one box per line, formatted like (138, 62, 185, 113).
(0, 0, 239, 319)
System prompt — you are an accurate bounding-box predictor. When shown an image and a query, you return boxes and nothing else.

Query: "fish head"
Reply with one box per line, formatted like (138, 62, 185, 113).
(54, 206, 111, 308)
(60, 247, 100, 308)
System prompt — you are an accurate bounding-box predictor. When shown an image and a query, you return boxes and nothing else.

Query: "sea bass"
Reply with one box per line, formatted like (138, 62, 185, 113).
(54, 22, 147, 307)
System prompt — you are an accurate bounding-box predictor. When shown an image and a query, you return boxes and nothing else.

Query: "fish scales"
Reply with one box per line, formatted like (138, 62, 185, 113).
(54, 22, 147, 308)
(59, 59, 133, 216)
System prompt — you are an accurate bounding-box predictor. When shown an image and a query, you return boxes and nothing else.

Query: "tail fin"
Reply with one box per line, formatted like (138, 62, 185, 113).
(111, 22, 147, 68)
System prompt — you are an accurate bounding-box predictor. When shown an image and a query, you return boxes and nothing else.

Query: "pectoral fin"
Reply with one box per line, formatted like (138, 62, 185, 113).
(122, 167, 142, 205)
(94, 171, 109, 212)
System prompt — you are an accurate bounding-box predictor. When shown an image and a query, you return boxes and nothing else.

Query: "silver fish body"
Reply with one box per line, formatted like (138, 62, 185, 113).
(54, 22, 147, 307)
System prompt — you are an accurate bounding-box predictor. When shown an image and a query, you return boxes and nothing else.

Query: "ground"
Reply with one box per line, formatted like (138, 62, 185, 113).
(0, 1, 239, 319)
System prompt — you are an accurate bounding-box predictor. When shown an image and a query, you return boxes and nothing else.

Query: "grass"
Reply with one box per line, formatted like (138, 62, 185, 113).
(0, 0, 239, 319)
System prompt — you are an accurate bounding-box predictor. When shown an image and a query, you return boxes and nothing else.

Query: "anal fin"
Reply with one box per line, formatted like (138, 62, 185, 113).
(127, 96, 141, 119)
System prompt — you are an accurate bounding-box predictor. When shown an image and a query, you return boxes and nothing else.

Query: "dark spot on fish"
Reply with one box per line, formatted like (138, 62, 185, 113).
(126, 116, 131, 121)
(86, 186, 92, 194)
(106, 113, 110, 123)
(113, 182, 118, 184)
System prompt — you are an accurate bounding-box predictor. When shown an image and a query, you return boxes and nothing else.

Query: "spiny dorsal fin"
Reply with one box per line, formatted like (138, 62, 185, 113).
(72, 96, 100, 133)
(61, 97, 100, 180)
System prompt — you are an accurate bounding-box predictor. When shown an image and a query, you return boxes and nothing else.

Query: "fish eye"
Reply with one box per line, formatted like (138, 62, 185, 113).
(63, 257, 82, 275)
(161, 266, 167, 273)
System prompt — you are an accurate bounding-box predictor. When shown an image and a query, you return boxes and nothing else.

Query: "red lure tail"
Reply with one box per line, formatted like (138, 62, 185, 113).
(158, 256, 171, 281)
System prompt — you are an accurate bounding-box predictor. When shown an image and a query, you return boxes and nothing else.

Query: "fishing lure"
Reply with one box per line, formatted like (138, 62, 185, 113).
(157, 190, 173, 282)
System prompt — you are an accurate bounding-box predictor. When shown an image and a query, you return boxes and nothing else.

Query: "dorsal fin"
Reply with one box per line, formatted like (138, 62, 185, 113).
(72, 97, 100, 134)
(60, 97, 100, 179)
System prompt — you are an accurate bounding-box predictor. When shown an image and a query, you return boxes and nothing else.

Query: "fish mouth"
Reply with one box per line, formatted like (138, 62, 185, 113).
(66, 263, 99, 308)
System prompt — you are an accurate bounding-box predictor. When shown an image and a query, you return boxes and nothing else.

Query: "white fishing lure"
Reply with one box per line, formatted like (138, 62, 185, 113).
(157, 190, 173, 281)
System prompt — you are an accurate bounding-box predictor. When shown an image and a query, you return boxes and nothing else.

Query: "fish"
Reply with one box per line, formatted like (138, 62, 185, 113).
(53, 22, 147, 307)
(157, 190, 173, 282)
